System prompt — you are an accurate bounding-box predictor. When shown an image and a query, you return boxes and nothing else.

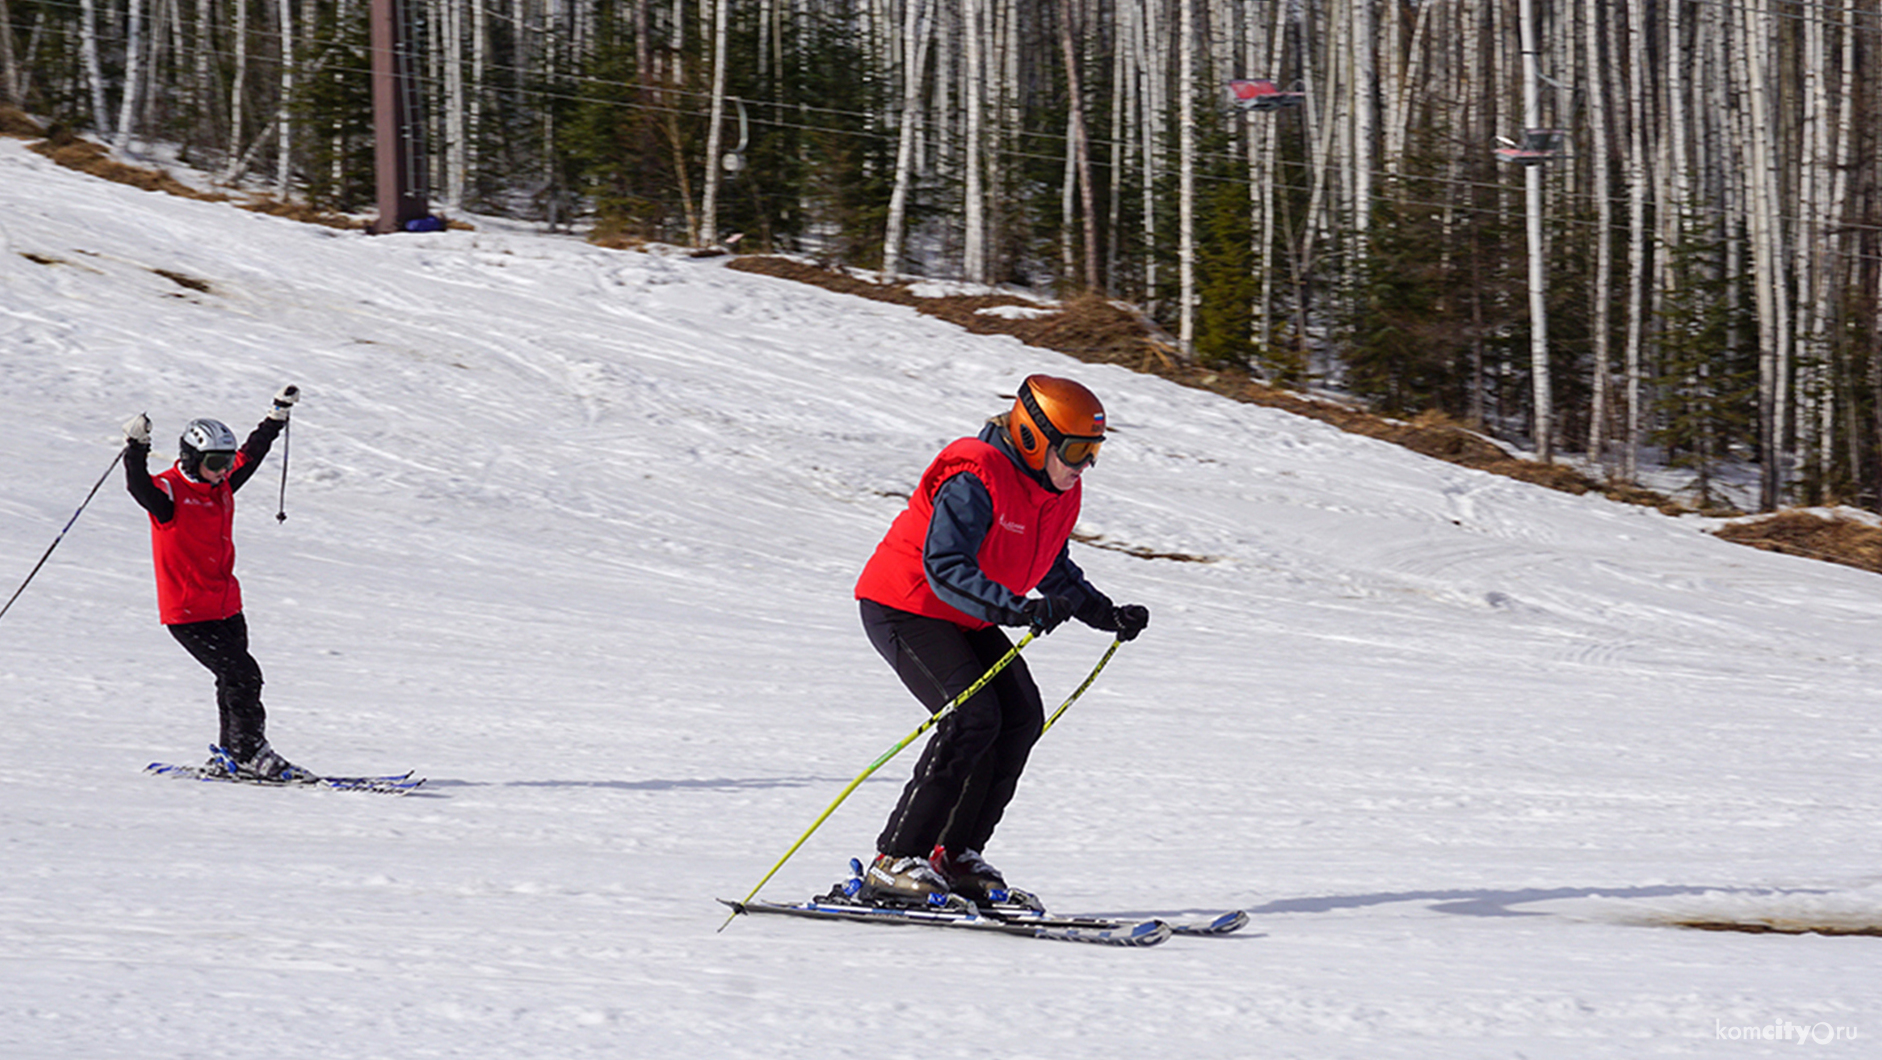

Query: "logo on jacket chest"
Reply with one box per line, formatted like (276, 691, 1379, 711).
(997, 515, 1027, 534)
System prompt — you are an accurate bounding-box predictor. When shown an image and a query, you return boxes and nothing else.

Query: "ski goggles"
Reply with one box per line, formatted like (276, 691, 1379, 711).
(1054, 435, 1104, 469)
(200, 451, 236, 472)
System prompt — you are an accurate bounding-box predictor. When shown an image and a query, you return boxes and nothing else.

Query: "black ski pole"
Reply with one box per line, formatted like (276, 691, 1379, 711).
(275, 417, 290, 523)
(0, 447, 127, 624)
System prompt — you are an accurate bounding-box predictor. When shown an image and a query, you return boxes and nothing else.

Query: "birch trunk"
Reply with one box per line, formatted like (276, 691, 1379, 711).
(1516, 0, 1549, 460)
(1350, 0, 1373, 253)
(78, 0, 109, 135)
(1584, 0, 1613, 463)
(0, 0, 18, 105)
(114, 0, 145, 151)
(276, 0, 294, 197)
(962, 0, 986, 283)
(1827, 0, 1859, 493)
(702, 0, 730, 247)
(1139, 0, 1160, 315)
(1057, 0, 1099, 292)
(882, 0, 929, 276)
(1178, 0, 1196, 354)
(226, 0, 249, 179)
(1620, 0, 1650, 482)
(443, 0, 466, 209)
(1737, 0, 1790, 509)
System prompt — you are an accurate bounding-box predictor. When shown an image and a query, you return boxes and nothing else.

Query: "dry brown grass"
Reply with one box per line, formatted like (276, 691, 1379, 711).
(1, 105, 47, 138)
(4, 112, 412, 232)
(1673, 918, 1882, 938)
(727, 255, 1694, 512)
(1713, 511, 1882, 576)
(726, 254, 1882, 578)
(26, 128, 229, 202)
(234, 196, 369, 231)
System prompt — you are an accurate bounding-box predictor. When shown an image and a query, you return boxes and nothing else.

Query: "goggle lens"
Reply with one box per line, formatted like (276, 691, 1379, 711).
(201, 451, 235, 472)
(1056, 437, 1102, 468)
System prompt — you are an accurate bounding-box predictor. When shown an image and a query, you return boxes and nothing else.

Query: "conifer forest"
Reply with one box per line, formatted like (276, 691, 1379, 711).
(3, 0, 1879, 510)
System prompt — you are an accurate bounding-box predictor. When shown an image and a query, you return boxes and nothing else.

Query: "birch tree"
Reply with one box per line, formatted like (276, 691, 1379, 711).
(1178, 0, 1196, 354)
(882, 0, 929, 276)
(1583, 0, 1614, 463)
(113, 0, 145, 150)
(1057, 0, 1098, 291)
(78, 0, 108, 135)
(702, 0, 731, 246)
(276, 0, 295, 197)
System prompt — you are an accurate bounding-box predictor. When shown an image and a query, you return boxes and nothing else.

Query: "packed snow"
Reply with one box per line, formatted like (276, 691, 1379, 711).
(2, 138, 1878, 1058)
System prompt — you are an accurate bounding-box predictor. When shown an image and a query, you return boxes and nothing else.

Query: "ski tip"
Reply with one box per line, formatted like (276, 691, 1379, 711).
(715, 898, 751, 915)
(1167, 909, 1252, 936)
(1214, 909, 1251, 932)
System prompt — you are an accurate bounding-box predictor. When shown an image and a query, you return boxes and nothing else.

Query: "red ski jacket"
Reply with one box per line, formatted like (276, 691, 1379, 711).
(124, 418, 280, 625)
(144, 462, 245, 624)
(856, 435, 1083, 629)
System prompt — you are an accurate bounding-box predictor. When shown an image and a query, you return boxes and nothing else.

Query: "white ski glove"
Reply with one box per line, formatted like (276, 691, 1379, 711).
(123, 412, 151, 446)
(268, 384, 300, 421)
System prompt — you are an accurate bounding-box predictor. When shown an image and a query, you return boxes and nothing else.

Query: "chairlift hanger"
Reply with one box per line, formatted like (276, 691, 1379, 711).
(1227, 79, 1305, 113)
(1495, 127, 1566, 165)
(721, 95, 750, 174)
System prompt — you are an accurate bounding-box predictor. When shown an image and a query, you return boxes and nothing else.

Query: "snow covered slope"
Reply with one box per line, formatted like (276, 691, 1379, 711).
(2, 139, 1877, 1058)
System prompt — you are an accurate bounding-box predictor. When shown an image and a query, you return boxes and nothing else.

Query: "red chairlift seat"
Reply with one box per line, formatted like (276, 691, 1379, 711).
(1495, 128, 1567, 165)
(1228, 79, 1304, 112)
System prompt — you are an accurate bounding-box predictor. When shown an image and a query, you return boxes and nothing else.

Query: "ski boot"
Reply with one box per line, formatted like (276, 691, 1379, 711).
(940, 847, 1045, 912)
(206, 742, 317, 782)
(835, 853, 976, 913)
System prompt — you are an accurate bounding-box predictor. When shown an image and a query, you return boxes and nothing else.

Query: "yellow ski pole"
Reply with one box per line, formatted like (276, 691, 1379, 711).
(719, 630, 1036, 931)
(1042, 637, 1123, 734)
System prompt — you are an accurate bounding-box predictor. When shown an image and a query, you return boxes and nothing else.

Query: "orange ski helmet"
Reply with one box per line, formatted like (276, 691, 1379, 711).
(1008, 375, 1106, 472)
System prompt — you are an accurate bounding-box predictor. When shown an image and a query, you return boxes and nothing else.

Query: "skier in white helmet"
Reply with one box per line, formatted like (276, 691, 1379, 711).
(122, 385, 304, 780)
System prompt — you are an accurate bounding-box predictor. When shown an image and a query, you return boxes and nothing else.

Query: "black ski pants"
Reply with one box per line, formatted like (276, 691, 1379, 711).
(167, 612, 267, 758)
(860, 600, 1043, 859)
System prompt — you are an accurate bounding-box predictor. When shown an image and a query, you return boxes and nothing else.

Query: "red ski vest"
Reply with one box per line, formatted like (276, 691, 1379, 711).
(855, 437, 1082, 629)
(146, 462, 246, 624)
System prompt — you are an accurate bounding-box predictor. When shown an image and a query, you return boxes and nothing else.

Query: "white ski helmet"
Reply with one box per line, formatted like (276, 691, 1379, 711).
(179, 418, 237, 472)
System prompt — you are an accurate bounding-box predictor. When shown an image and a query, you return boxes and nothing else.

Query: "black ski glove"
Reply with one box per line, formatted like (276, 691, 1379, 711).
(1101, 603, 1149, 642)
(1018, 595, 1075, 635)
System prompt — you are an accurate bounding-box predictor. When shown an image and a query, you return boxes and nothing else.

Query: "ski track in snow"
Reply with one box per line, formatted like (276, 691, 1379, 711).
(2, 140, 1879, 1058)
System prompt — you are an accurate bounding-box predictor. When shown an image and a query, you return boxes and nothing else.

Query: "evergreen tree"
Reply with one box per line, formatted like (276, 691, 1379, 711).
(789, 3, 893, 265)
(1653, 216, 1755, 509)
(1193, 174, 1254, 368)
(568, 31, 684, 243)
(1342, 141, 1517, 418)
(293, 3, 373, 212)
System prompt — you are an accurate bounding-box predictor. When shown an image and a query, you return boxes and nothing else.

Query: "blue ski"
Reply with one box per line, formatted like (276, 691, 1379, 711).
(145, 761, 424, 795)
(719, 897, 1174, 946)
